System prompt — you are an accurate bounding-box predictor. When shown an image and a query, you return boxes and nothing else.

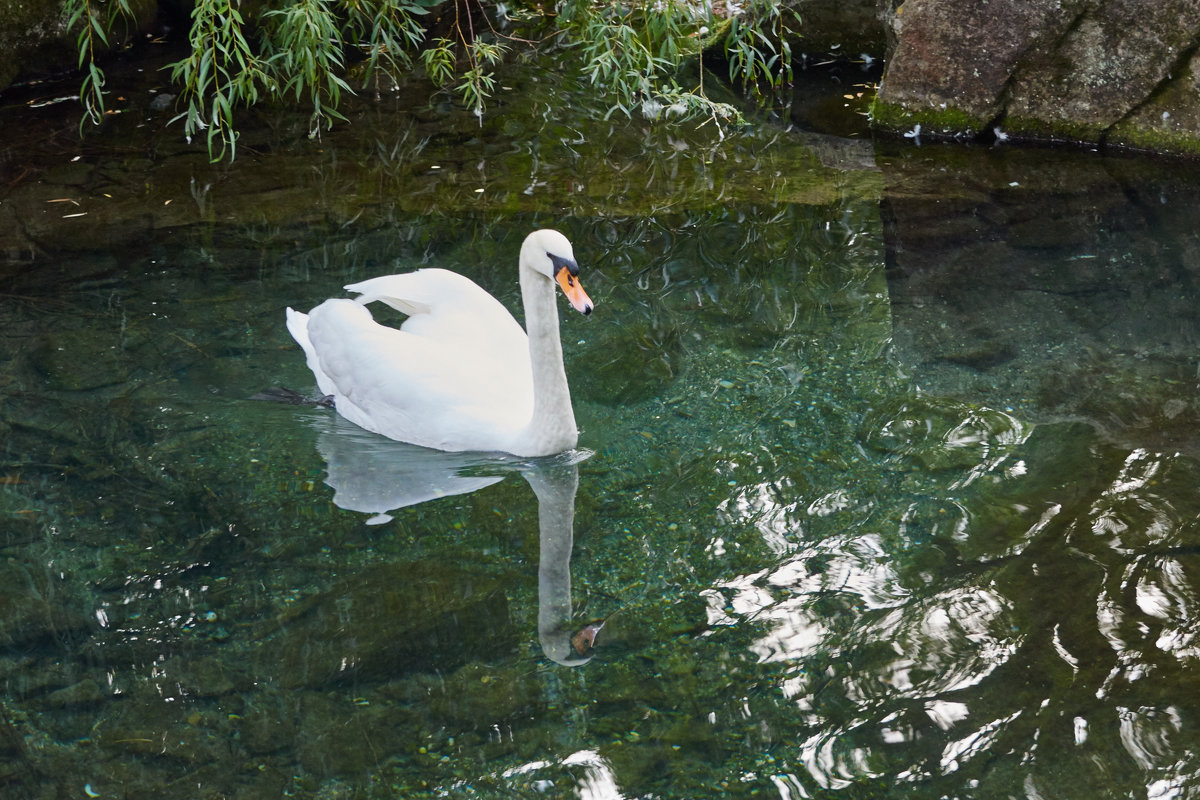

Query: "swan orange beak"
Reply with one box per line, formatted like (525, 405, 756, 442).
(555, 266, 594, 316)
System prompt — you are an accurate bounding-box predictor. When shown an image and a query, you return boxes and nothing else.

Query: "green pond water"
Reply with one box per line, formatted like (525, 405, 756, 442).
(1, 49, 1200, 799)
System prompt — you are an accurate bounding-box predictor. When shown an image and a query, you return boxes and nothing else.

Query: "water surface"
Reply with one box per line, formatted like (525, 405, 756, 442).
(1, 52, 1199, 799)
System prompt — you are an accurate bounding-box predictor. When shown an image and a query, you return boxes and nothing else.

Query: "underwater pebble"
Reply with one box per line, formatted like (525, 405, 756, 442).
(46, 678, 104, 708)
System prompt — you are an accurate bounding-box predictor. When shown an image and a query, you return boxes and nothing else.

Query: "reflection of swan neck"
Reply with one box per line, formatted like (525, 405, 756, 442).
(527, 464, 586, 666)
(518, 259, 577, 457)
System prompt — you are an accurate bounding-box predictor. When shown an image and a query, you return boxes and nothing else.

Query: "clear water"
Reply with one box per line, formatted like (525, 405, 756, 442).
(2, 53, 1200, 799)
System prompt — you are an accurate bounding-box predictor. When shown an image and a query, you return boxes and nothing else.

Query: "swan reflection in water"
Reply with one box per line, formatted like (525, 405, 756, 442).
(310, 414, 601, 666)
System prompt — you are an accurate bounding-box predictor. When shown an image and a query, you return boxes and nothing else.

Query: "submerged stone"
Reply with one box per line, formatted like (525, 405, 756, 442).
(30, 329, 134, 392)
(43, 678, 105, 708)
(0, 563, 93, 650)
(254, 561, 516, 689)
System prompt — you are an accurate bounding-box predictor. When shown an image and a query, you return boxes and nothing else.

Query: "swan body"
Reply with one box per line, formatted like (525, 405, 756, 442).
(286, 229, 593, 457)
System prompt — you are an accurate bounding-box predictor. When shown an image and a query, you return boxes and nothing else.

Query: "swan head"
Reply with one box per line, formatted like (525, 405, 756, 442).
(521, 229, 594, 316)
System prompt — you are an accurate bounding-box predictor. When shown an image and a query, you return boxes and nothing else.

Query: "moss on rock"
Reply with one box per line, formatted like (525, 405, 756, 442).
(998, 114, 1109, 145)
(1107, 124, 1200, 157)
(1107, 48, 1200, 157)
(869, 97, 988, 138)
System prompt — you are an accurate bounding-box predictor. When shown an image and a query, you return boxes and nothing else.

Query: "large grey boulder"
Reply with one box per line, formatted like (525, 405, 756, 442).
(873, 0, 1200, 156)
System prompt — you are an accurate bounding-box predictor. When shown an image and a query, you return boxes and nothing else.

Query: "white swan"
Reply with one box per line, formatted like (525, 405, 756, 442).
(285, 229, 593, 457)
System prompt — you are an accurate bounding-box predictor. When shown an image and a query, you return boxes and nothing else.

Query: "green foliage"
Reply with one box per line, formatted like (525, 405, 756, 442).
(66, 0, 137, 128)
(263, 0, 354, 134)
(457, 39, 507, 116)
(166, 0, 266, 161)
(421, 36, 506, 117)
(421, 37, 457, 88)
(67, 0, 801, 160)
(556, 0, 737, 123)
(724, 0, 802, 101)
(343, 0, 428, 79)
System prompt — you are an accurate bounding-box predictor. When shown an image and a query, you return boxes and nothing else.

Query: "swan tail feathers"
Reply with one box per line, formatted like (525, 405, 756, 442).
(285, 306, 338, 397)
(285, 307, 310, 348)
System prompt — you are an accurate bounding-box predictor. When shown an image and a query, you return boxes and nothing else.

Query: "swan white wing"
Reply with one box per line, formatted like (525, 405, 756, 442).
(305, 299, 534, 452)
(346, 268, 524, 348)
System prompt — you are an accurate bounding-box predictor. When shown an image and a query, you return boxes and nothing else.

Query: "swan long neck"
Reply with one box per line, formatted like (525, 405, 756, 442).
(527, 464, 583, 665)
(518, 259, 578, 457)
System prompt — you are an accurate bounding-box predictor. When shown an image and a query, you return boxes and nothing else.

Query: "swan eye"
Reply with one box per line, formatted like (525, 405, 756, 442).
(548, 252, 580, 278)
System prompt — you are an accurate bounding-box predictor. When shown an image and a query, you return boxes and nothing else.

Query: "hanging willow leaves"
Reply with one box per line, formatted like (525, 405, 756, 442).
(262, 0, 354, 138)
(67, 0, 137, 128)
(166, 0, 266, 161)
(66, 0, 801, 160)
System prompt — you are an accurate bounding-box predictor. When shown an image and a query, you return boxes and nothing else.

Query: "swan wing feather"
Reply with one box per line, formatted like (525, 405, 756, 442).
(305, 298, 534, 452)
(346, 269, 521, 344)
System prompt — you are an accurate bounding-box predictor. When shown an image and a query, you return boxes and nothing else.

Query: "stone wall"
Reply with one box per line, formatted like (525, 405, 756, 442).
(872, 0, 1200, 156)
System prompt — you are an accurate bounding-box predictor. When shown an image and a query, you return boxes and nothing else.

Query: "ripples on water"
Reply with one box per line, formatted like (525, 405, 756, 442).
(0, 54, 1199, 799)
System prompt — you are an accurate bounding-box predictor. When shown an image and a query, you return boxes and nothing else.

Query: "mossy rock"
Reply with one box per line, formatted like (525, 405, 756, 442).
(1107, 48, 1200, 157)
(254, 561, 517, 689)
(869, 98, 989, 139)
